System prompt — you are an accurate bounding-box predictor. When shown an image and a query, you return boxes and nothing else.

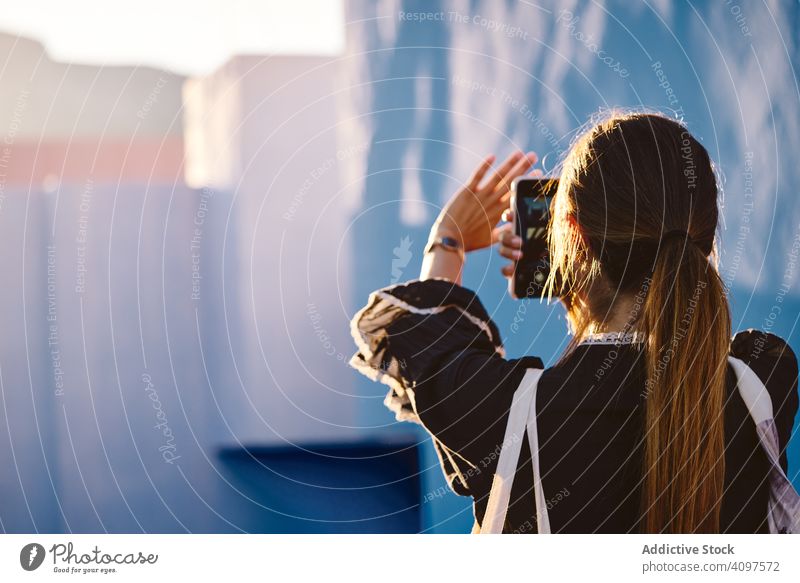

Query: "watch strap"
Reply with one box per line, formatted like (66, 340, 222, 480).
(424, 235, 464, 257)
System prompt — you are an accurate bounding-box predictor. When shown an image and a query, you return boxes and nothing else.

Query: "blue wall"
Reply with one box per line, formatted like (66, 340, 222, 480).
(345, 0, 800, 532)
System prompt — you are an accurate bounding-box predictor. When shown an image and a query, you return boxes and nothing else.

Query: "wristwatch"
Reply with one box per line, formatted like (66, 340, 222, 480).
(424, 235, 465, 259)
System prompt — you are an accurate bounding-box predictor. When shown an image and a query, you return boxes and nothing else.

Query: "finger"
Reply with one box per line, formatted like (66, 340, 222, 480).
(479, 151, 524, 193)
(529, 168, 544, 177)
(501, 208, 515, 223)
(492, 223, 510, 244)
(492, 223, 521, 246)
(498, 244, 523, 261)
(493, 152, 537, 195)
(499, 227, 522, 248)
(467, 155, 496, 192)
(501, 263, 515, 278)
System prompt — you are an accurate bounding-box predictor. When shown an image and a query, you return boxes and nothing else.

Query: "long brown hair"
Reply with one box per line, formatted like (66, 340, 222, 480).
(546, 111, 731, 533)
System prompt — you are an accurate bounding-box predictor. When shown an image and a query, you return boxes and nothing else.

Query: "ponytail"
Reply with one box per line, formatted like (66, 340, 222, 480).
(549, 111, 730, 532)
(640, 237, 730, 532)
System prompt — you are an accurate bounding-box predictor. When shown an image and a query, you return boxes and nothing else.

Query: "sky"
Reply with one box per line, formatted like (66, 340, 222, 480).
(0, 0, 345, 75)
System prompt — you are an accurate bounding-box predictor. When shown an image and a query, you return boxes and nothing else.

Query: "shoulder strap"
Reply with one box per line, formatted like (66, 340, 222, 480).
(479, 368, 543, 534)
(728, 356, 773, 424)
(728, 356, 800, 534)
(526, 374, 551, 534)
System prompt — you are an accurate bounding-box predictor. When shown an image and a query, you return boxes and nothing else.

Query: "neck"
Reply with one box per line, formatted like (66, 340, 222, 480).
(576, 290, 642, 338)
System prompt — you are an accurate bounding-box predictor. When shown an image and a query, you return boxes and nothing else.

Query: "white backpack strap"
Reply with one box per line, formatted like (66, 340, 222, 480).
(728, 356, 773, 424)
(728, 356, 800, 533)
(479, 368, 542, 534)
(526, 374, 551, 533)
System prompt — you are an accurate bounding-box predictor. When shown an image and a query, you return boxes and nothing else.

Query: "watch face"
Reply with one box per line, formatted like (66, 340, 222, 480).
(440, 236, 459, 250)
(425, 238, 455, 256)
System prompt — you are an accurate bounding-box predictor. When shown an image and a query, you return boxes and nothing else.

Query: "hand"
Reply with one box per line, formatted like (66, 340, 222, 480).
(431, 151, 537, 253)
(495, 210, 523, 279)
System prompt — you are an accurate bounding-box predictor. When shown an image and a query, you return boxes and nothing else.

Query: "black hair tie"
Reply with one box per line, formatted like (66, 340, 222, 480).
(662, 229, 694, 245)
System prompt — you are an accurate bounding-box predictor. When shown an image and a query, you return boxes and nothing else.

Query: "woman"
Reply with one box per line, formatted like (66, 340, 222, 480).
(349, 111, 798, 533)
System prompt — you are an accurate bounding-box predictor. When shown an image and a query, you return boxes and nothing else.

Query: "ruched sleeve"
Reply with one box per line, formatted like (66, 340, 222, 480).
(349, 278, 543, 496)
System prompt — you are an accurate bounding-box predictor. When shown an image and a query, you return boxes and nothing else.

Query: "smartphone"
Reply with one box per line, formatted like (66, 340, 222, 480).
(509, 177, 558, 299)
